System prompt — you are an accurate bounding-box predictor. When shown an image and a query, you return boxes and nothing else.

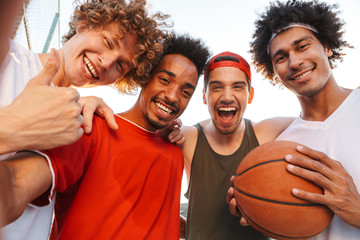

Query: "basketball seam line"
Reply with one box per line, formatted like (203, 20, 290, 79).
(233, 186, 323, 207)
(234, 158, 285, 177)
(235, 201, 324, 239)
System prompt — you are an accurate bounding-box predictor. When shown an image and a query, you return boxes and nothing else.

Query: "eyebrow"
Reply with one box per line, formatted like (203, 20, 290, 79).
(209, 80, 246, 85)
(158, 69, 176, 77)
(158, 69, 195, 90)
(271, 35, 315, 60)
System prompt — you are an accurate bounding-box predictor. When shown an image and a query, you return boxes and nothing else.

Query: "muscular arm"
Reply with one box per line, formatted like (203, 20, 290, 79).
(0, 151, 52, 226)
(253, 117, 295, 145)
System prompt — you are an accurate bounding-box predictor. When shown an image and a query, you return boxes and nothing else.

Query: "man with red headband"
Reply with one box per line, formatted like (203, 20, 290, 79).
(179, 51, 293, 239)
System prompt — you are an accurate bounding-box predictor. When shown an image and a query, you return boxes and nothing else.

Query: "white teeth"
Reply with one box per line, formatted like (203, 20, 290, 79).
(218, 107, 236, 111)
(156, 102, 172, 114)
(294, 70, 311, 80)
(83, 56, 98, 78)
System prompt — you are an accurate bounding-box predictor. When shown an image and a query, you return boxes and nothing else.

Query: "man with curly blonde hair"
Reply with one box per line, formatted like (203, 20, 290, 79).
(0, 0, 169, 239)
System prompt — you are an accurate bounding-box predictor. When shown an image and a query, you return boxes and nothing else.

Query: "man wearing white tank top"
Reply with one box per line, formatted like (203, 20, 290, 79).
(228, 1, 360, 239)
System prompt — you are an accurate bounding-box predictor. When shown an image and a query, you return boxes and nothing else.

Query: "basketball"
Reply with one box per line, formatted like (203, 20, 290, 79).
(233, 141, 334, 240)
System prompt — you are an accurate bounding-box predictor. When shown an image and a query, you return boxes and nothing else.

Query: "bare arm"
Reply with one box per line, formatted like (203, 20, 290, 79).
(253, 117, 295, 145)
(0, 151, 52, 227)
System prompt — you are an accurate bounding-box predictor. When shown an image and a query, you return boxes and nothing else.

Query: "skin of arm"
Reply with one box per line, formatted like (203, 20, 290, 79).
(0, 151, 52, 227)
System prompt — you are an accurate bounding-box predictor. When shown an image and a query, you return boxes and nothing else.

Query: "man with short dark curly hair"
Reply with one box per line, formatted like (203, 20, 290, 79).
(228, 1, 360, 239)
(0, 33, 210, 239)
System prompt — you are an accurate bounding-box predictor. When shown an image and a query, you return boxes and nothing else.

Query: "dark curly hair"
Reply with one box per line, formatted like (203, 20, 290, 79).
(158, 33, 211, 78)
(62, 0, 170, 93)
(250, 0, 353, 85)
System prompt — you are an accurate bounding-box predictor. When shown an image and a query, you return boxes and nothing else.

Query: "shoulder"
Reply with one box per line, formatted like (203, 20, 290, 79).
(253, 117, 295, 145)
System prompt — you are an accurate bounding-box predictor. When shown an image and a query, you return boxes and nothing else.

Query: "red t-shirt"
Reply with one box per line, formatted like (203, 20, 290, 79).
(42, 115, 184, 240)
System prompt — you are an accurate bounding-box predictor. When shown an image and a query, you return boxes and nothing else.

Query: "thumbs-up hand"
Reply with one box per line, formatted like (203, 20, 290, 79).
(0, 49, 84, 154)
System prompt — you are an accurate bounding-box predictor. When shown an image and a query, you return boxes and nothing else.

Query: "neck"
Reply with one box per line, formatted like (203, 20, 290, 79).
(298, 76, 351, 121)
(119, 100, 157, 132)
(201, 118, 246, 155)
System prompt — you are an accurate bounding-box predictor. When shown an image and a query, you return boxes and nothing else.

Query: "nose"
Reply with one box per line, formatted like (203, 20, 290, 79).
(220, 86, 234, 103)
(99, 51, 118, 70)
(288, 52, 303, 70)
(164, 86, 179, 103)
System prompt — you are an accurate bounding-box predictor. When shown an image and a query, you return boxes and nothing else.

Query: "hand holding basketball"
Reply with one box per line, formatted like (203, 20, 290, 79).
(233, 141, 334, 240)
(286, 145, 360, 229)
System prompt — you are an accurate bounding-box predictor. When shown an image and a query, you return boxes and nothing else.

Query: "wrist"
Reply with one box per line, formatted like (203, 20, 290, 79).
(0, 107, 20, 155)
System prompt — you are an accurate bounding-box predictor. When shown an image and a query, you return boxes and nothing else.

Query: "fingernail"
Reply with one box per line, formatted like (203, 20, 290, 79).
(297, 145, 303, 150)
(285, 154, 292, 161)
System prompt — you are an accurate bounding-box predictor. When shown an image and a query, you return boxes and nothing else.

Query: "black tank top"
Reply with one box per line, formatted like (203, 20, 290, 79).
(185, 119, 268, 240)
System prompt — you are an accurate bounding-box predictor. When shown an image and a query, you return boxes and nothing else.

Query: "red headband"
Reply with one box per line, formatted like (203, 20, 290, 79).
(204, 51, 251, 81)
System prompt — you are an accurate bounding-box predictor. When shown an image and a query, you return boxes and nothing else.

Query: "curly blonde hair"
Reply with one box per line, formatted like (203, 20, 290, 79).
(62, 0, 170, 93)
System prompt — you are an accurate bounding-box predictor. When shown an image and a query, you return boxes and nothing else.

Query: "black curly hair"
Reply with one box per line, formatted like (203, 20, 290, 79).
(250, 0, 353, 85)
(158, 33, 211, 78)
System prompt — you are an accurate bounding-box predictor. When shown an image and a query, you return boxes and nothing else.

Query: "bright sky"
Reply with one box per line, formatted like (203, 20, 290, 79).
(58, 0, 360, 202)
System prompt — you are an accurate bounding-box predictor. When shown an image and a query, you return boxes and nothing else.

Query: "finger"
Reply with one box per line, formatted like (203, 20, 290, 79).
(291, 188, 328, 205)
(28, 48, 60, 86)
(168, 127, 181, 143)
(229, 198, 242, 217)
(285, 154, 339, 184)
(81, 104, 96, 134)
(296, 145, 340, 170)
(226, 186, 235, 204)
(174, 118, 182, 128)
(286, 162, 333, 190)
(240, 217, 249, 227)
(101, 108, 118, 131)
(175, 137, 185, 145)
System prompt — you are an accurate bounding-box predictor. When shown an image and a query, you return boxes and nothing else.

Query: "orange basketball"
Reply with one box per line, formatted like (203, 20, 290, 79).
(233, 141, 334, 240)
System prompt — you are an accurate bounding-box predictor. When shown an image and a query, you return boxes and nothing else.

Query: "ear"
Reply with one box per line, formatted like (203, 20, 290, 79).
(76, 24, 87, 34)
(325, 47, 333, 58)
(202, 89, 207, 104)
(248, 87, 254, 104)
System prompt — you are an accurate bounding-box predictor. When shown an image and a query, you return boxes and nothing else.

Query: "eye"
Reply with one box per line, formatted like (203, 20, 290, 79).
(105, 37, 112, 49)
(160, 77, 170, 85)
(182, 89, 192, 98)
(298, 43, 309, 51)
(234, 84, 245, 91)
(211, 85, 222, 92)
(275, 55, 286, 64)
(116, 60, 124, 74)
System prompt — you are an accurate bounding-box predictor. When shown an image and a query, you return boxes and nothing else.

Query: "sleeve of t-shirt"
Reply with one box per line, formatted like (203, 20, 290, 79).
(37, 120, 100, 200)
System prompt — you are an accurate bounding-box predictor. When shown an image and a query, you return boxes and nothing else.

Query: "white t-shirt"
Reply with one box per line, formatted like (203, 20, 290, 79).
(277, 88, 360, 240)
(0, 40, 54, 240)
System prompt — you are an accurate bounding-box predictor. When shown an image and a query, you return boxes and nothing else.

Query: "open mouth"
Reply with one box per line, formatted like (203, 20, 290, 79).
(217, 106, 237, 123)
(156, 102, 173, 114)
(83, 55, 99, 79)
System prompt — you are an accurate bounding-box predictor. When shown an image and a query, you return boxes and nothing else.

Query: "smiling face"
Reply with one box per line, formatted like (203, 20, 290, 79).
(204, 67, 251, 135)
(61, 22, 137, 87)
(137, 54, 198, 131)
(269, 27, 333, 97)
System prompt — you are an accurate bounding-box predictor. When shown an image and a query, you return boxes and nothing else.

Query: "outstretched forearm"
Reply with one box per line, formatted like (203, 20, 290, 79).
(0, 152, 52, 226)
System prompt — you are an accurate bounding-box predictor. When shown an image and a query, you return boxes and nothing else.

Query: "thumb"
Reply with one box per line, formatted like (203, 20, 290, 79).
(28, 48, 60, 87)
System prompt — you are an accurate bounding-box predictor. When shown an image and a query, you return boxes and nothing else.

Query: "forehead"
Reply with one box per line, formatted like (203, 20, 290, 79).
(208, 67, 248, 84)
(153, 54, 198, 85)
(269, 27, 320, 56)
